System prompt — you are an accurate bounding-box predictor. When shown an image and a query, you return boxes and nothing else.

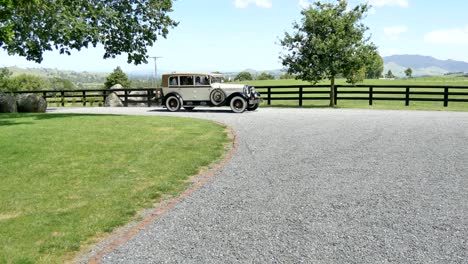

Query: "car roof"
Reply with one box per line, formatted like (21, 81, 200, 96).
(163, 73, 213, 77)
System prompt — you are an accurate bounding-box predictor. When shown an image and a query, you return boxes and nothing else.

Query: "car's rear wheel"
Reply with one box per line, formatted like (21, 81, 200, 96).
(247, 103, 259, 111)
(166, 95, 181, 112)
(230, 96, 247, 113)
(184, 106, 195, 111)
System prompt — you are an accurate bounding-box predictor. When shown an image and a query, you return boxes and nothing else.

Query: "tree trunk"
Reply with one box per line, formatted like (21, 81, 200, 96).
(329, 77, 335, 107)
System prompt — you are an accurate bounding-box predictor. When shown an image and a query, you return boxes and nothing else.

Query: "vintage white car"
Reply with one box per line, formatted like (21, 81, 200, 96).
(160, 73, 262, 113)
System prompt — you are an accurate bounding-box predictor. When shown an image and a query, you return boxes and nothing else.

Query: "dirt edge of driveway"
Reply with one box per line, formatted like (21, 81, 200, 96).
(70, 124, 238, 264)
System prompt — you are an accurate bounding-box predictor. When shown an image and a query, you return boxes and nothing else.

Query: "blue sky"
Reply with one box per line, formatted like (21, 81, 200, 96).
(1, 0, 468, 73)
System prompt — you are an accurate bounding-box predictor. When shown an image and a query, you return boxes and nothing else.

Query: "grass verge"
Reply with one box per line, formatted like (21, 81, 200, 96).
(0, 113, 229, 264)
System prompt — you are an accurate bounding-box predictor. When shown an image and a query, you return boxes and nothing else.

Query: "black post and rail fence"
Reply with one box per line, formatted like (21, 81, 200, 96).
(10, 85, 468, 108)
(254, 84, 468, 107)
(12, 88, 160, 107)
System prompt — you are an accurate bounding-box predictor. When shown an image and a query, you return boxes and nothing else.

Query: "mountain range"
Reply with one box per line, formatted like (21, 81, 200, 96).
(130, 55, 468, 78)
(383, 55, 468, 77)
(235, 55, 468, 78)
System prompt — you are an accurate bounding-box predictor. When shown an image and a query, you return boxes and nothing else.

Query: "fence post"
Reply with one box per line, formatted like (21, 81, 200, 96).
(334, 86, 338, 105)
(61, 91, 65, 107)
(405, 87, 410, 106)
(299, 86, 303, 107)
(147, 90, 152, 107)
(42, 91, 47, 104)
(82, 91, 86, 106)
(124, 90, 128, 107)
(267, 87, 271, 105)
(369, 86, 373, 106)
(102, 90, 107, 106)
(444, 87, 449, 107)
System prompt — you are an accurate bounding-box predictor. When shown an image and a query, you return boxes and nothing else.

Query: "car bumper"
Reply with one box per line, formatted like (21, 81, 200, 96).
(249, 98, 263, 105)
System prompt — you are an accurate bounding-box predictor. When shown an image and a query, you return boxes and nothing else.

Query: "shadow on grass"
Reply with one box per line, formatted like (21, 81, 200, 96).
(0, 113, 121, 127)
(0, 119, 34, 126)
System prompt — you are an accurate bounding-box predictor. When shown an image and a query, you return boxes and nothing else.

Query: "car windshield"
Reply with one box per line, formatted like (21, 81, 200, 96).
(211, 75, 224, 84)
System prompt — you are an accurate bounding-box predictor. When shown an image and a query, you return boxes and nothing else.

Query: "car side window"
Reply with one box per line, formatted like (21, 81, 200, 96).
(169, 76, 178, 86)
(180, 76, 193, 86)
(195, 75, 209, 85)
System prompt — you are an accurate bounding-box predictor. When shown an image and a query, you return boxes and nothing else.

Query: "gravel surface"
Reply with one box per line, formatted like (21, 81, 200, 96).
(53, 107, 468, 263)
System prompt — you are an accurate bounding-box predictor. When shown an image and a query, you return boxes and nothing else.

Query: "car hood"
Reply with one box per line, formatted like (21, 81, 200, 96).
(211, 83, 245, 89)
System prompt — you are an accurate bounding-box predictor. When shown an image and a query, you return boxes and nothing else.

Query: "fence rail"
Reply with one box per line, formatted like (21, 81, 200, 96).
(12, 88, 160, 107)
(254, 84, 468, 107)
(9, 85, 468, 108)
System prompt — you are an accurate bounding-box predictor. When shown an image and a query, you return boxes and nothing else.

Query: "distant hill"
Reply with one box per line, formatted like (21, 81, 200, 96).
(7, 66, 108, 84)
(383, 55, 468, 77)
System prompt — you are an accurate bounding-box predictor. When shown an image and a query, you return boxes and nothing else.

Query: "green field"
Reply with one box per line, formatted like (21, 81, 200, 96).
(242, 76, 468, 86)
(0, 114, 229, 263)
(238, 77, 468, 111)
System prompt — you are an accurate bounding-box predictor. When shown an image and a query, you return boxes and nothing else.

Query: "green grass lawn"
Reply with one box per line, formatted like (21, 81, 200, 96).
(0, 114, 229, 264)
(236, 77, 468, 111)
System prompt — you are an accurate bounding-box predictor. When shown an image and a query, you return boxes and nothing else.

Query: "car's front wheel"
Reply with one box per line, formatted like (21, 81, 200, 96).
(230, 96, 247, 113)
(165, 95, 181, 112)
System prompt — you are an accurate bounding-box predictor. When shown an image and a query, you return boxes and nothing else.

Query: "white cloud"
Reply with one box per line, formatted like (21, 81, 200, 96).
(424, 26, 468, 45)
(298, 0, 311, 9)
(368, 0, 409, 8)
(234, 0, 272, 8)
(384, 26, 408, 40)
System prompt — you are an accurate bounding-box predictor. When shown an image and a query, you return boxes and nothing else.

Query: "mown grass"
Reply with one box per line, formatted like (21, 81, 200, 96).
(237, 77, 468, 111)
(0, 114, 229, 264)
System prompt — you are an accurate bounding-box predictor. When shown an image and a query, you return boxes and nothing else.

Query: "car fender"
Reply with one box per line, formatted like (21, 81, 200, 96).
(226, 92, 248, 104)
(163, 92, 183, 106)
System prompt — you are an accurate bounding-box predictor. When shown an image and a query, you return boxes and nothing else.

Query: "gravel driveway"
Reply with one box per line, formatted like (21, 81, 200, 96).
(53, 107, 468, 263)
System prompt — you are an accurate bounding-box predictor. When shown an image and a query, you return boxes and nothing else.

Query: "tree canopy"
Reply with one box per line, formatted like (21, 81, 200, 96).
(280, 73, 295, 80)
(257, 72, 275, 80)
(49, 77, 76, 90)
(404, 68, 413, 78)
(385, 70, 395, 79)
(235, 72, 253, 81)
(8, 74, 48, 91)
(0, 67, 12, 91)
(105, 66, 131, 88)
(279, 0, 377, 106)
(0, 67, 80, 91)
(0, 0, 178, 64)
(0, 72, 49, 92)
(366, 53, 384, 79)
